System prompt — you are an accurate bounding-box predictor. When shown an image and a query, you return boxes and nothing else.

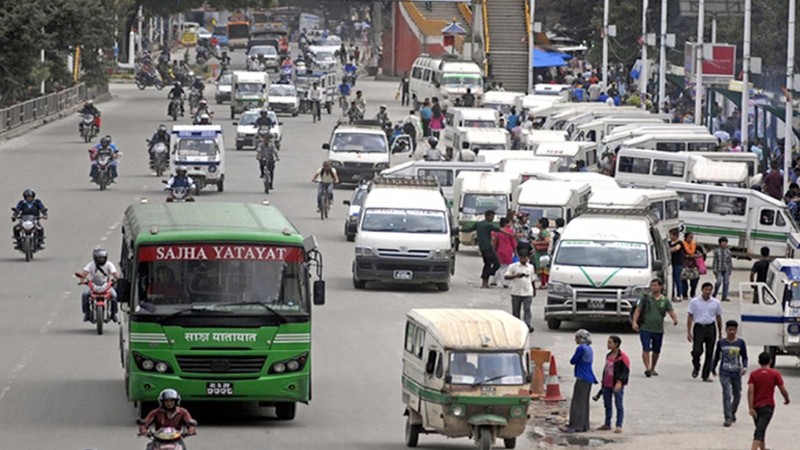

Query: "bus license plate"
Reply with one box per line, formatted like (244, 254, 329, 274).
(394, 270, 413, 280)
(206, 382, 234, 396)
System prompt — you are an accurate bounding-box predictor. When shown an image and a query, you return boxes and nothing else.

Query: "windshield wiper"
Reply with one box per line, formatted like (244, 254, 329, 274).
(472, 374, 512, 387)
(154, 307, 194, 323)
(193, 302, 288, 323)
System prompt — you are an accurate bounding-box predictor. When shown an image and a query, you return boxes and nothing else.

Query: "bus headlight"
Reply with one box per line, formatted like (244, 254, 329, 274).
(142, 360, 155, 371)
(155, 362, 169, 373)
(208, 165, 217, 173)
(374, 162, 389, 170)
(133, 352, 173, 374)
(449, 404, 466, 417)
(269, 353, 308, 374)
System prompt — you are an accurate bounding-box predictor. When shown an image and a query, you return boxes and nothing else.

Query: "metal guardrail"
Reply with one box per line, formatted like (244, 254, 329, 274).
(0, 83, 108, 134)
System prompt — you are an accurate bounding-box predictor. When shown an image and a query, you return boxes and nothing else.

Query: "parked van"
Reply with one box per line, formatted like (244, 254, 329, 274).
(499, 158, 559, 183)
(689, 151, 763, 186)
(512, 179, 591, 226)
(562, 111, 669, 139)
(514, 94, 563, 119)
(668, 181, 800, 258)
(442, 107, 500, 153)
(522, 129, 568, 152)
(452, 172, 516, 249)
(402, 309, 531, 449)
(545, 190, 677, 329)
(380, 160, 497, 205)
(601, 125, 711, 154)
(621, 133, 718, 152)
(323, 120, 390, 184)
(615, 149, 749, 188)
(170, 125, 225, 192)
(352, 176, 454, 291)
(450, 128, 510, 159)
(544, 105, 639, 131)
(533, 83, 573, 100)
(481, 91, 525, 115)
(409, 55, 484, 107)
(230, 71, 269, 118)
(573, 116, 669, 143)
(529, 172, 619, 193)
(477, 150, 543, 166)
(535, 141, 598, 171)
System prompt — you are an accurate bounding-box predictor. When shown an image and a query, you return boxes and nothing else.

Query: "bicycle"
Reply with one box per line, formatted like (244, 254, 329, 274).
(317, 181, 333, 220)
(338, 94, 349, 115)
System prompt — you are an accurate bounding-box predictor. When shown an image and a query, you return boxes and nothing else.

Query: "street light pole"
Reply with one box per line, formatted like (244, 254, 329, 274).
(694, 0, 705, 125)
(602, 0, 609, 91)
(740, 0, 751, 153)
(784, 0, 796, 191)
(658, 0, 667, 111)
(528, 0, 535, 93)
(640, 0, 648, 108)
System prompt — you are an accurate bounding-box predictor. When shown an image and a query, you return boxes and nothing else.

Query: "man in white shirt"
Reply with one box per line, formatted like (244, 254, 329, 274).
(309, 82, 324, 121)
(77, 248, 120, 322)
(505, 253, 537, 333)
(687, 282, 724, 381)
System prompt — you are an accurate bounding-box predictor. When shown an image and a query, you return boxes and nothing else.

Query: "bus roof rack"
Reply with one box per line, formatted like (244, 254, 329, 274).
(370, 175, 440, 189)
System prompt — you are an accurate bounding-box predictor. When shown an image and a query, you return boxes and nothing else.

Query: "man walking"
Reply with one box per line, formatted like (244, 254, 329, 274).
(687, 282, 724, 381)
(748, 352, 790, 450)
(712, 237, 733, 301)
(713, 320, 749, 427)
(462, 210, 511, 288)
(632, 278, 679, 377)
(398, 72, 410, 107)
(750, 246, 772, 303)
(505, 252, 536, 333)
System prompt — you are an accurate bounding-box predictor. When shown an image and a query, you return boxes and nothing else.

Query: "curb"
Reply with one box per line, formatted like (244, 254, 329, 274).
(0, 92, 113, 143)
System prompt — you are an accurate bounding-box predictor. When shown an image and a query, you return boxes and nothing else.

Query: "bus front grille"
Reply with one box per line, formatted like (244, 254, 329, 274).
(175, 355, 267, 374)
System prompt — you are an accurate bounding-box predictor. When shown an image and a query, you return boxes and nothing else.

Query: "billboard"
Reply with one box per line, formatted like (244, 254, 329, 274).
(684, 43, 737, 84)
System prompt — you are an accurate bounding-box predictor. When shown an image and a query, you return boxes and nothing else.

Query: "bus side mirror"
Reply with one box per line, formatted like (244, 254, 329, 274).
(425, 351, 437, 375)
(313, 280, 326, 305)
(117, 279, 131, 304)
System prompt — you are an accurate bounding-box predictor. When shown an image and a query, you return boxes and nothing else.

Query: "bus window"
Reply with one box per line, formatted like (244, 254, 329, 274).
(419, 168, 454, 186)
(650, 202, 664, 220)
(423, 69, 431, 82)
(652, 159, 685, 177)
(678, 192, 706, 212)
(405, 322, 417, 353)
(618, 156, 650, 174)
(777, 212, 787, 227)
(665, 199, 679, 219)
(708, 194, 746, 216)
(586, 150, 597, 166)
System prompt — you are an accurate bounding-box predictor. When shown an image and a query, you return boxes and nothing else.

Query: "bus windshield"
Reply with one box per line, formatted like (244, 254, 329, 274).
(227, 23, 250, 39)
(442, 73, 481, 87)
(463, 120, 497, 128)
(134, 244, 308, 315)
(555, 240, 649, 269)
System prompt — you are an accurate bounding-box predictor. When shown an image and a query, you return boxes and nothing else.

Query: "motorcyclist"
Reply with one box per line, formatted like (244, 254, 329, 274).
(138, 388, 197, 449)
(165, 166, 195, 201)
(78, 100, 101, 133)
(423, 136, 445, 161)
(311, 161, 340, 212)
(148, 125, 170, 168)
(77, 247, 119, 322)
(256, 130, 279, 189)
(196, 113, 212, 125)
(337, 78, 351, 110)
(309, 82, 324, 121)
(193, 99, 212, 123)
(346, 101, 363, 124)
(11, 189, 47, 249)
(190, 75, 205, 95)
(216, 51, 231, 81)
(254, 108, 275, 130)
(167, 82, 185, 116)
(344, 59, 357, 85)
(89, 135, 119, 181)
(375, 105, 390, 127)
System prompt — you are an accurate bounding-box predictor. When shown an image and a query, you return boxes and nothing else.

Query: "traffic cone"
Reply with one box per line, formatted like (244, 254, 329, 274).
(530, 349, 550, 400)
(543, 355, 565, 404)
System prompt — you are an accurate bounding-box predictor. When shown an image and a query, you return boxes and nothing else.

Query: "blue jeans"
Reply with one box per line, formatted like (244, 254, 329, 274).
(720, 374, 742, 421)
(316, 182, 333, 210)
(602, 386, 624, 428)
(714, 270, 731, 300)
(672, 263, 684, 298)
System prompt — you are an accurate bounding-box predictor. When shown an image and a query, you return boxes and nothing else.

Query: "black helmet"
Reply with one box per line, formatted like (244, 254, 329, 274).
(158, 388, 181, 407)
(23, 189, 35, 199)
(260, 109, 268, 116)
(158, 124, 167, 133)
(174, 81, 182, 88)
(427, 136, 438, 148)
(92, 248, 108, 266)
(100, 136, 111, 147)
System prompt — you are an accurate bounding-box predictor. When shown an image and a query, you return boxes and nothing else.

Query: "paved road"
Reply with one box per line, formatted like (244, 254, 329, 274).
(0, 63, 797, 450)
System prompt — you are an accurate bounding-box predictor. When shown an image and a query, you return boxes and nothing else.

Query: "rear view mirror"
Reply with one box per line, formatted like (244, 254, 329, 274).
(232, 122, 238, 126)
(322, 143, 330, 150)
(116, 279, 131, 304)
(652, 261, 663, 272)
(313, 280, 326, 305)
(343, 200, 351, 206)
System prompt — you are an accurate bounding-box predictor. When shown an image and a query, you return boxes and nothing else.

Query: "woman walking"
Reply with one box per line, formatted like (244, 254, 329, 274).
(492, 218, 517, 287)
(563, 329, 598, 433)
(681, 231, 705, 300)
(532, 218, 552, 288)
(595, 335, 630, 433)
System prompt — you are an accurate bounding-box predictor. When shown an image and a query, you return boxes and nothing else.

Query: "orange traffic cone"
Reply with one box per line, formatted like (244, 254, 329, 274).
(530, 349, 550, 400)
(543, 355, 565, 404)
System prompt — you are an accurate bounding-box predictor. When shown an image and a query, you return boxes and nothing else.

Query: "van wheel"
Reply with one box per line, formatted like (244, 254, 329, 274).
(217, 180, 224, 192)
(478, 427, 492, 450)
(436, 283, 450, 292)
(547, 319, 561, 330)
(353, 278, 366, 289)
(765, 346, 777, 368)
(405, 418, 421, 447)
(504, 438, 517, 449)
(236, 144, 242, 150)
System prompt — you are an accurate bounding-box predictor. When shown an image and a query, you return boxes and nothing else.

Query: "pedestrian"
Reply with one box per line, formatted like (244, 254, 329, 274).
(763, 163, 783, 200)
(461, 88, 476, 107)
(514, 212, 533, 256)
(632, 278, 679, 377)
(713, 319, 749, 427)
(532, 218, 552, 288)
(750, 246, 772, 303)
(491, 218, 517, 287)
(398, 71, 410, 107)
(462, 210, 512, 288)
(747, 352, 790, 450)
(687, 282, 723, 381)
(712, 236, 733, 301)
(504, 252, 535, 333)
(668, 228, 685, 301)
(681, 231, 704, 300)
(594, 335, 630, 433)
(562, 329, 598, 433)
(419, 99, 433, 137)
(402, 110, 421, 151)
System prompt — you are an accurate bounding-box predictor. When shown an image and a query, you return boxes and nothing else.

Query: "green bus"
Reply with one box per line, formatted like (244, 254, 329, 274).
(116, 202, 325, 420)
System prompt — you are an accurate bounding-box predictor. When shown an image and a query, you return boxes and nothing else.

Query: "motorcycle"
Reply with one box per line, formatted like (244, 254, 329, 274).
(147, 140, 169, 177)
(343, 72, 357, 87)
(137, 422, 196, 450)
(163, 181, 196, 202)
(135, 70, 164, 91)
(168, 97, 182, 121)
(12, 213, 44, 262)
(92, 152, 117, 191)
(75, 272, 114, 335)
(196, 46, 209, 65)
(79, 113, 99, 143)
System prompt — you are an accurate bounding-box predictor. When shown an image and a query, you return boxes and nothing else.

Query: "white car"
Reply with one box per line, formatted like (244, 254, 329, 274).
(215, 73, 232, 104)
(234, 109, 282, 150)
(197, 27, 213, 41)
(248, 46, 279, 72)
(268, 84, 299, 116)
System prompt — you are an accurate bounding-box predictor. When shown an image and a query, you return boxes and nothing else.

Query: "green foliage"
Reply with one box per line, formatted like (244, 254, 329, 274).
(0, 1, 48, 102)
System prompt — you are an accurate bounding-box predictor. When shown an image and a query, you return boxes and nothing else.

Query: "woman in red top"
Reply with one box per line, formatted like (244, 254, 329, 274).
(595, 335, 630, 433)
(491, 218, 517, 288)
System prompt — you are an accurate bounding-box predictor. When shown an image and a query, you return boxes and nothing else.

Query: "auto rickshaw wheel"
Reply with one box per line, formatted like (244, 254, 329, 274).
(504, 437, 517, 449)
(478, 427, 492, 450)
(404, 418, 420, 447)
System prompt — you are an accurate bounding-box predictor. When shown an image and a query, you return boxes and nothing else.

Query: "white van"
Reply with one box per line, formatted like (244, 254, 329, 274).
(380, 160, 497, 205)
(573, 117, 670, 143)
(452, 172, 517, 249)
(323, 121, 390, 184)
(522, 129, 568, 152)
(450, 128, 510, 159)
(514, 94, 562, 119)
(477, 150, 544, 166)
(544, 105, 639, 131)
(562, 111, 670, 139)
(170, 125, 226, 192)
(442, 107, 500, 153)
(533, 83, 573, 100)
(535, 142, 599, 171)
(499, 158, 559, 183)
(352, 176, 454, 291)
(615, 148, 750, 188)
(481, 91, 525, 115)
(409, 55, 484, 107)
(512, 179, 591, 226)
(545, 190, 678, 329)
(529, 172, 620, 193)
(601, 124, 711, 154)
(689, 152, 763, 186)
(231, 71, 270, 118)
(621, 133, 718, 152)
(668, 181, 800, 258)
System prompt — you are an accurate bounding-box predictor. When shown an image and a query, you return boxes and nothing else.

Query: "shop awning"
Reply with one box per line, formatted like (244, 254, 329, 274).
(531, 48, 570, 68)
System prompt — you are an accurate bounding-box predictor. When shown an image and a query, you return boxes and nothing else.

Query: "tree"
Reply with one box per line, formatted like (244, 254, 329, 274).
(0, 1, 48, 103)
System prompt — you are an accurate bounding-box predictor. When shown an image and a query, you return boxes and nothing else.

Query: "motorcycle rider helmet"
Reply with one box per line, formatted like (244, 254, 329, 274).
(260, 109, 269, 116)
(158, 388, 181, 408)
(199, 99, 208, 107)
(92, 248, 108, 266)
(23, 189, 35, 200)
(176, 166, 188, 176)
(174, 81, 182, 88)
(157, 124, 167, 134)
(100, 136, 111, 147)
(427, 136, 438, 148)
(379, 105, 387, 110)
(194, 75, 202, 83)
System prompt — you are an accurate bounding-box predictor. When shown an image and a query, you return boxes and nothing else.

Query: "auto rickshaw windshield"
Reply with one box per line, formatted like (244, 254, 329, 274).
(449, 352, 524, 385)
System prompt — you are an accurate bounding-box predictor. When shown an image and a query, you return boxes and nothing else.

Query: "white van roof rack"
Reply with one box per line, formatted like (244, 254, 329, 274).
(371, 175, 440, 189)
(584, 207, 660, 222)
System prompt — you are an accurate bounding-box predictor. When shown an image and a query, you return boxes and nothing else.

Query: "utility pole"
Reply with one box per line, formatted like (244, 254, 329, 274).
(740, 0, 751, 152)
(784, 0, 796, 191)
(528, 0, 535, 93)
(640, 0, 648, 109)
(694, 0, 705, 126)
(602, 0, 609, 91)
(658, 0, 667, 111)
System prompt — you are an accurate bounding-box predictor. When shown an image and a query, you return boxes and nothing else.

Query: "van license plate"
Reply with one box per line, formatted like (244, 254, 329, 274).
(587, 299, 605, 310)
(394, 270, 413, 280)
(206, 382, 234, 396)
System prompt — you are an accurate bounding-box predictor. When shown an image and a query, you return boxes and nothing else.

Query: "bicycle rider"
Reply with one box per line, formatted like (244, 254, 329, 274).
(337, 78, 351, 112)
(311, 161, 339, 213)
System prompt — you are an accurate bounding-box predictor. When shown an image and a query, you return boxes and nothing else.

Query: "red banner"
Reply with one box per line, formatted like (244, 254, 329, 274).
(138, 245, 304, 262)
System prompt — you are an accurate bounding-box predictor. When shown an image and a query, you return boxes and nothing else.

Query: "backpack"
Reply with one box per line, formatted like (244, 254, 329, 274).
(630, 295, 649, 326)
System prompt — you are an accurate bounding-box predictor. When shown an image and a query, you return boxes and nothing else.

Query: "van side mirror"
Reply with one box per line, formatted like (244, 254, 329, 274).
(322, 143, 330, 150)
(343, 200, 351, 206)
(652, 261, 663, 272)
(425, 351, 437, 375)
(117, 279, 131, 304)
(525, 373, 532, 383)
(313, 280, 326, 305)
(444, 374, 452, 383)
(232, 122, 238, 126)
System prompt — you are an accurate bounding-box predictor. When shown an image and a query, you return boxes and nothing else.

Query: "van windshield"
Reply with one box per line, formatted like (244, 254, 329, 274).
(518, 206, 562, 224)
(463, 120, 497, 128)
(331, 133, 388, 153)
(442, 74, 481, 87)
(361, 209, 447, 233)
(484, 103, 512, 115)
(236, 83, 263, 96)
(449, 352, 524, 385)
(555, 240, 648, 269)
(176, 139, 218, 157)
(462, 194, 508, 215)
